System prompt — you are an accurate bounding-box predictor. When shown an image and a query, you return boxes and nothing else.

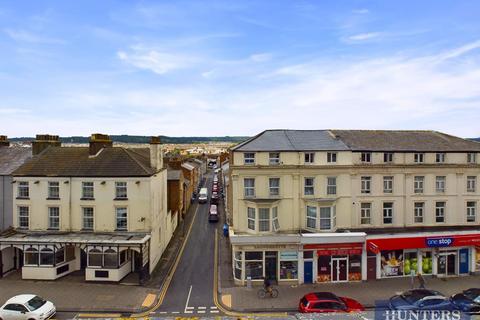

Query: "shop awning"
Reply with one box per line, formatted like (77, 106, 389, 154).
(367, 232, 480, 254)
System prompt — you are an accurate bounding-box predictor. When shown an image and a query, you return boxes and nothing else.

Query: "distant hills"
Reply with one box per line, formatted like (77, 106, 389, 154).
(10, 135, 249, 144)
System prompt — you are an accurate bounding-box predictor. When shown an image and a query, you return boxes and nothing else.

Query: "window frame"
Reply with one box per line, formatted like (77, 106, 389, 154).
(82, 181, 95, 199)
(48, 206, 60, 230)
(360, 202, 371, 225)
(436, 153, 446, 163)
(327, 152, 337, 163)
(306, 206, 317, 229)
(269, 152, 280, 165)
(304, 177, 315, 195)
(384, 152, 393, 163)
(244, 152, 255, 165)
(115, 207, 128, 231)
(115, 182, 128, 199)
(414, 153, 425, 163)
(383, 176, 393, 193)
(361, 152, 371, 163)
(82, 207, 94, 230)
(17, 181, 29, 198)
(18, 206, 29, 229)
(467, 153, 477, 164)
(467, 176, 477, 192)
(414, 202, 424, 223)
(319, 207, 332, 230)
(244, 178, 255, 198)
(304, 152, 315, 164)
(435, 201, 446, 223)
(414, 176, 424, 194)
(361, 176, 371, 194)
(326, 177, 336, 195)
(467, 201, 476, 222)
(436, 176, 446, 193)
(272, 207, 279, 231)
(247, 207, 255, 231)
(48, 181, 60, 199)
(258, 208, 270, 232)
(269, 177, 280, 196)
(383, 202, 393, 224)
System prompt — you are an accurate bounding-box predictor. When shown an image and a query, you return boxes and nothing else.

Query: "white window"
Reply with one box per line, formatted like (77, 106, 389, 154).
(361, 152, 371, 163)
(18, 206, 29, 229)
(327, 152, 337, 163)
(383, 202, 393, 224)
(467, 201, 476, 222)
(272, 207, 279, 231)
(247, 207, 255, 230)
(319, 207, 332, 230)
(360, 203, 371, 225)
(414, 176, 424, 193)
(115, 182, 127, 199)
(244, 152, 255, 165)
(306, 206, 317, 229)
(467, 176, 476, 192)
(361, 176, 371, 194)
(304, 177, 314, 195)
(384, 152, 393, 163)
(244, 178, 255, 197)
(17, 181, 29, 198)
(82, 182, 94, 199)
(436, 153, 445, 163)
(48, 207, 60, 230)
(304, 152, 315, 164)
(269, 178, 280, 196)
(83, 207, 94, 230)
(436, 176, 446, 193)
(414, 153, 425, 163)
(383, 176, 393, 193)
(48, 181, 60, 199)
(269, 153, 280, 165)
(327, 177, 336, 195)
(258, 208, 270, 232)
(414, 202, 424, 223)
(435, 201, 445, 223)
(467, 153, 477, 164)
(116, 207, 128, 230)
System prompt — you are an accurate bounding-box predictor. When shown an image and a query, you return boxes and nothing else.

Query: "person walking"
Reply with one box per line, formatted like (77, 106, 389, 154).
(417, 272, 426, 289)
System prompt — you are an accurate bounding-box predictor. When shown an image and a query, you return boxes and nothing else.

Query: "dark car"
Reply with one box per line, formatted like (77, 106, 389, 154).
(451, 288, 480, 314)
(299, 292, 364, 313)
(208, 205, 219, 222)
(389, 289, 455, 311)
(210, 193, 219, 204)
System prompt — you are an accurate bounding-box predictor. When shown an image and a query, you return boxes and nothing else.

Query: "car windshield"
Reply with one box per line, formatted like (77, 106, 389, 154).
(26, 296, 46, 311)
(464, 289, 480, 302)
(401, 291, 434, 304)
(301, 297, 309, 307)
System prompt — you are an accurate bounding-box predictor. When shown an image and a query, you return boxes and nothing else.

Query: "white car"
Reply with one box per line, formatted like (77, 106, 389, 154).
(0, 294, 56, 320)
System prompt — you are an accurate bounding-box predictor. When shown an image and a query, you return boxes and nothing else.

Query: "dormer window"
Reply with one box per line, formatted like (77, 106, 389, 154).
(244, 153, 255, 165)
(384, 152, 393, 163)
(269, 152, 280, 165)
(414, 153, 425, 163)
(361, 152, 371, 163)
(436, 153, 445, 163)
(327, 152, 337, 163)
(467, 153, 477, 164)
(304, 152, 315, 164)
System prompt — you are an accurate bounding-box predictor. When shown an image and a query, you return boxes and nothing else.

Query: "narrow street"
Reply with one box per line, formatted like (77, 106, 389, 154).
(152, 170, 221, 317)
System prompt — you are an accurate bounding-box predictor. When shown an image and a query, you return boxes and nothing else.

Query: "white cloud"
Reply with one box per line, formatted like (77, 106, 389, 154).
(4, 29, 65, 44)
(346, 32, 382, 41)
(352, 9, 369, 14)
(249, 53, 272, 62)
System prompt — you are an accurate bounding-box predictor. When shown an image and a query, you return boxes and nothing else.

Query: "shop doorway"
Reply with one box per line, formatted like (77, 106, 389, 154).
(459, 248, 469, 274)
(304, 261, 313, 283)
(367, 255, 377, 280)
(438, 251, 457, 276)
(265, 251, 277, 282)
(331, 256, 348, 282)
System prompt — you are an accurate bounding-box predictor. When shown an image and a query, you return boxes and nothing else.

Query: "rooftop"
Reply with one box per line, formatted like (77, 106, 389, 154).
(0, 146, 32, 175)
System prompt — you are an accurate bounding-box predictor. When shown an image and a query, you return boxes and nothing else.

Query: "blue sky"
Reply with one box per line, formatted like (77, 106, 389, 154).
(1, 1, 480, 137)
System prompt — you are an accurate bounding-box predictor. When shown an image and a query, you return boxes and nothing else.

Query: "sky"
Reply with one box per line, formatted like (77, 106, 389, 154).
(1, 1, 480, 138)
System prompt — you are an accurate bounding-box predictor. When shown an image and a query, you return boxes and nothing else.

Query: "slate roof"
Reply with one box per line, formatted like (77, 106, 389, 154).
(232, 130, 349, 152)
(233, 129, 480, 152)
(13, 147, 156, 177)
(167, 169, 182, 180)
(330, 130, 480, 152)
(0, 146, 32, 175)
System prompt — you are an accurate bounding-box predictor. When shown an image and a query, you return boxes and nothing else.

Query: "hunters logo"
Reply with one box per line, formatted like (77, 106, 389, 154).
(375, 309, 469, 320)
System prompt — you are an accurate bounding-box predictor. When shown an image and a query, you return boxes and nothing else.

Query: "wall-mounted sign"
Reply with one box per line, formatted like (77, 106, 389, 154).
(426, 237, 454, 247)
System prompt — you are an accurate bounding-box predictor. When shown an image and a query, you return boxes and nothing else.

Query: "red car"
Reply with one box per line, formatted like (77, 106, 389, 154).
(299, 292, 365, 313)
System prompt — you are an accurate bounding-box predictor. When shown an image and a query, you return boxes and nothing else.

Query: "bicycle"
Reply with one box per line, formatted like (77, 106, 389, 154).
(257, 287, 279, 298)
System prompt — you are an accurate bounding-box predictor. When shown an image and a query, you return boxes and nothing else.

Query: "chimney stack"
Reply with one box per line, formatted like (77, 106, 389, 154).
(164, 156, 182, 170)
(150, 136, 163, 171)
(89, 134, 113, 156)
(0, 135, 9, 147)
(32, 134, 61, 155)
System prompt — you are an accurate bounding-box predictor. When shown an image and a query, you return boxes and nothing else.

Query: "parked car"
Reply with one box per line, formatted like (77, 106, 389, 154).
(0, 294, 56, 320)
(208, 204, 219, 222)
(389, 289, 455, 311)
(210, 193, 219, 204)
(299, 292, 365, 313)
(451, 288, 480, 314)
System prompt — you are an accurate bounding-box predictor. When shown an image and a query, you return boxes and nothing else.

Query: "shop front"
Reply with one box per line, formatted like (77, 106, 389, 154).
(367, 232, 480, 279)
(300, 232, 366, 284)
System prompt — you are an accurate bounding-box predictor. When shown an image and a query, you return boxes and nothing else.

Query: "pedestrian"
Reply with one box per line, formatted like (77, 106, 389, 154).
(417, 272, 426, 289)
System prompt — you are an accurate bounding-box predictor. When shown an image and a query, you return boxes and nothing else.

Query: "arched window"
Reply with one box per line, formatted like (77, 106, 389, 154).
(40, 248, 54, 265)
(55, 247, 65, 264)
(88, 248, 102, 267)
(24, 248, 39, 265)
(103, 249, 118, 268)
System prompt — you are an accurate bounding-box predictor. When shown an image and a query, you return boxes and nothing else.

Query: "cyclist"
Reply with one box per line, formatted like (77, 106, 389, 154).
(263, 277, 272, 295)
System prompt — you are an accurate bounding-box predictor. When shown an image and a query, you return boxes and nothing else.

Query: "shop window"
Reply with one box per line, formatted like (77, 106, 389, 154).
(55, 247, 65, 264)
(381, 250, 403, 277)
(421, 251, 432, 274)
(234, 252, 242, 280)
(40, 248, 54, 265)
(279, 251, 298, 280)
(120, 250, 128, 265)
(317, 255, 331, 282)
(306, 206, 317, 229)
(348, 255, 362, 281)
(303, 251, 313, 259)
(245, 251, 263, 280)
(24, 248, 39, 265)
(88, 248, 103, 267)
(66, 246, 75, 261)
(403, 251, 418, 276)
(104, 249, 118, 268)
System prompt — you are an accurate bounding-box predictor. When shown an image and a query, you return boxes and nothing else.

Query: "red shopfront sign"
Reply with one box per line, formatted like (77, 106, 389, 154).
(304, 243, 363, 256)
(367, 233, 480, 254)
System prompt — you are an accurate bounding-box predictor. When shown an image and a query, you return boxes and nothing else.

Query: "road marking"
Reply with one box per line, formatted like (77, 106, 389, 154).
(186, 306, 194, 310)
(185, 311, 193, 314)
(142, 293, 157, 307)
(197, 310, 206, 313)
(158, 311, 167, 314)
(184, 285, 193, 313)
(77, 313, 122, 318)
(171, 311, 180, 314)
(210, 310, 220, 313)
(198, 306, 207, 309)
(210, 306, 218, 310)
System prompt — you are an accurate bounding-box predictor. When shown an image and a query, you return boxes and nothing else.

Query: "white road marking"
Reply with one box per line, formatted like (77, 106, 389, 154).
(185, 311, 193, 314)
(158, 311, 167, 314)
(186, 306, 194, 310)
(198, 307, 207, 309)
(184, 285, 193, 314)
(210, 306, 218, 310)
(171, 311, 180, 314)
(210, 310, 220, 313)
(197, 310, 206, 313)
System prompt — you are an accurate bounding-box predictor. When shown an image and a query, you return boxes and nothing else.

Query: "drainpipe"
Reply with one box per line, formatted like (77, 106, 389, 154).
(68, 177, 72, 231)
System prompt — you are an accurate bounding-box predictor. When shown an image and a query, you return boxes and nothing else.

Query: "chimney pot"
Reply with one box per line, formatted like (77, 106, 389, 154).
(150, 136, 163, 171)
(89, 133, 112, 156)
(32, 134, 61, 155)
(150, 136, 161, 144)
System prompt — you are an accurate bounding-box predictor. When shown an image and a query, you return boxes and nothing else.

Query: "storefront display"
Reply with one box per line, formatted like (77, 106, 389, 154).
(349, 255, 362, 281)
(381, 250, 403, 277)
(422, 251, 433, 274)
(245, 251, 263, 279)
(279, 251, 298, 280)
(476, 249, 480, 272)
(403, 251, 417, 276)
